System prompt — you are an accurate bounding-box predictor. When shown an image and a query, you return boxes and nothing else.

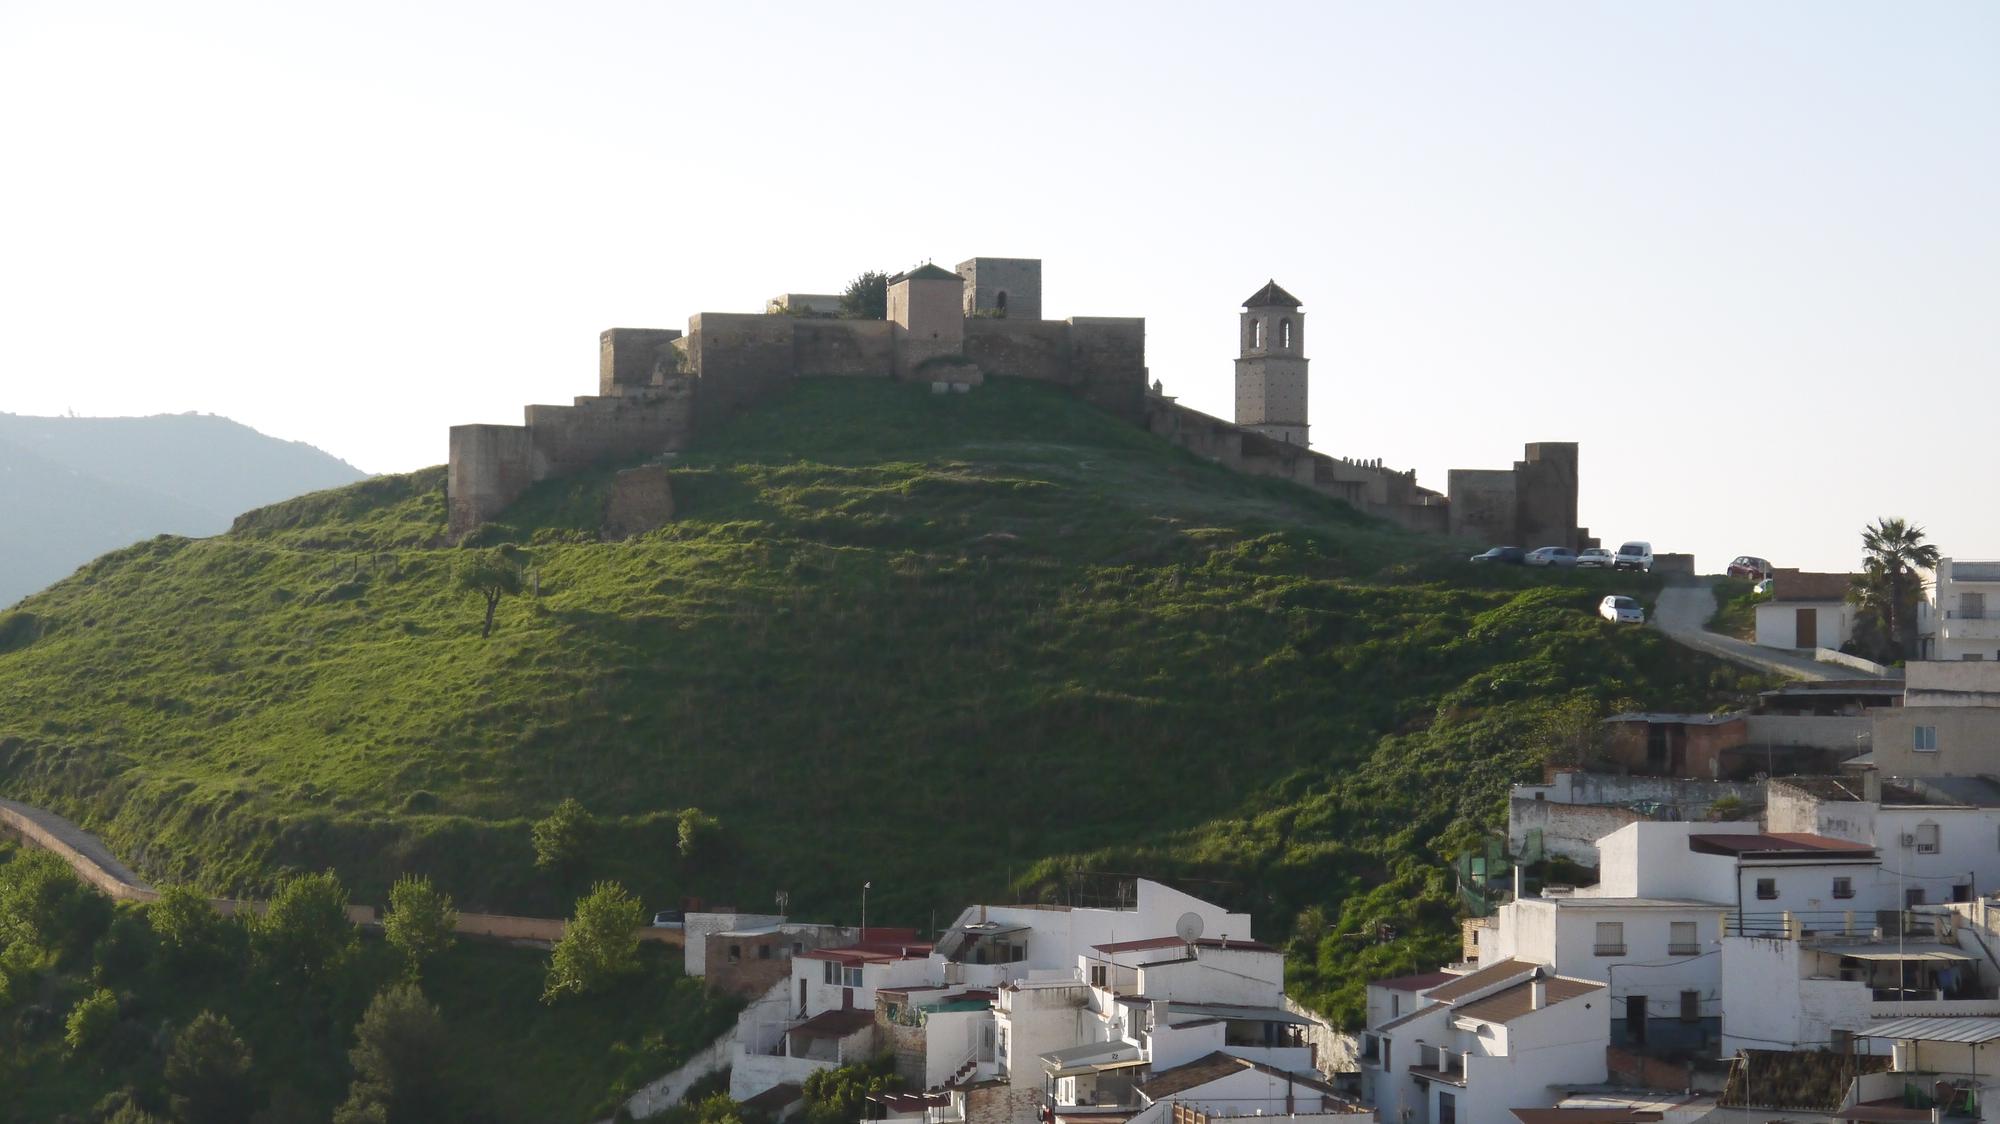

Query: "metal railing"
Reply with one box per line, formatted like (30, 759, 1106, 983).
(1594, 944, 1628, 956)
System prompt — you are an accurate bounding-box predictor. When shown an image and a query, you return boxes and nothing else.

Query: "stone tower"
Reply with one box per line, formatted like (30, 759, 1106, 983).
(955, 257, 1042, 320)
(1234, 280, 1308, 446)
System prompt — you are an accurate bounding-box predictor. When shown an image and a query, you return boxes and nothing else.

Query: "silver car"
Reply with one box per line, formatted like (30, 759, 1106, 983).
(1526, 546, 1578, 567)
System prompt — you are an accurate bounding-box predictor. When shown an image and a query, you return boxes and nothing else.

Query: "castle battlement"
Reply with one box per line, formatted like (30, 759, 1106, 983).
(445, 258, 1586, 550)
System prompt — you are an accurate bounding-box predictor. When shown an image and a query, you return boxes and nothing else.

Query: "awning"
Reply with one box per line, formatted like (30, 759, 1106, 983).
(1833, 944, 1976, 962)
(1861, 1016, 2000, 1043)
(1041, 1042, 1144, 1076)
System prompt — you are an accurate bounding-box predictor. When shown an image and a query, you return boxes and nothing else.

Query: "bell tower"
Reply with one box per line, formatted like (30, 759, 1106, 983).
(1233, 280, 1308, 446)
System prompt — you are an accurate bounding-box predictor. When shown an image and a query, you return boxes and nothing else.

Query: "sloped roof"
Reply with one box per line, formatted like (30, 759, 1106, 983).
(1453, 977, 1603, 1024)
(1092, 935, 1276, 954)
(789, 1009, 875, 1038)
(1242, 280, 1302, 308)
(893, 263, 961, 283)
(1421, 958, 1535, 1002)
(1772, 568, 1857, 603)
(1372, 971, 1459, 993)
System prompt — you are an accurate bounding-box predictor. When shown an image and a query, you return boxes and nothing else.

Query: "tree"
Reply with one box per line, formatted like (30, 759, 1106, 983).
(839, 271, 888, 320)
(383, 875, 458, 978)
(165, 1011, 255, 1124)
(0, 846, 112, 963)
(64, 987, 119, 1056)
(453, 546, 526, 638)
(542, 880, 644, 1002)
(333, 982, 451, 1124)
(1852, 517, 1939, 661)
(1529, 695, 1605, 770)
(677, 807, 722, 860)
(104, 1103, 169, 1124)
(801, 1058, 901, 1124)
(148, 884, 227, 968)
(532, 797, 596, 876)
(256, 870, 356, 985)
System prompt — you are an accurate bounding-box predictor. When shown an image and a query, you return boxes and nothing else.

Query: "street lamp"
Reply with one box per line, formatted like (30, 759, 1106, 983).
(862, 881, 872, 940)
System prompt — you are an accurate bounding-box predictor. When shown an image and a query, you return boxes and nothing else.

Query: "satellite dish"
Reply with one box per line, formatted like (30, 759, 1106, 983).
(1175, 912, 1205, 944)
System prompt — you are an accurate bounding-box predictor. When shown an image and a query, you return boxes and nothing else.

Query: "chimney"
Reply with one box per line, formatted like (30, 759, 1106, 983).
(1864, 770, 1882, 804)
(1530, 969, 1549, 1011)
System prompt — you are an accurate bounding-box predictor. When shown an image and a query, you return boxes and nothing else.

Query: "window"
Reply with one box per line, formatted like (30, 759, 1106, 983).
(1917, 823, 1941, 854)
(793, 942, 803, 956)
(1438, 1091, 1456, 1124)
(1833, 877, 1855, 900)
(1391, 994, 1401, 1017)
(1756, 878, 1778, 900)
(1669, 921, 1698, 956)
(728, 944, 741, 963)
(1279, 318, 1293, 349)
(1915, 726, 1938, 752)
(1250, 319, 1264, 349)
(995, 291, 1008, 312)
(1594, 921, 1626, 956)
(1089, 964, 1108, 988)
(759, 944, 772, 960)
(823, 961, 838, 985)
(843, 967, 863, 988)
(1680, 990, 1700, 1023)
(1906, 888, 1927, 908)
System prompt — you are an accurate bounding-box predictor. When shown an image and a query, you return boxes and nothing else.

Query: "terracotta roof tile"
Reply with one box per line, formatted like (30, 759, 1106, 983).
(1420, 959, 1536, 1002)
(1453, 977, 1603, 1024)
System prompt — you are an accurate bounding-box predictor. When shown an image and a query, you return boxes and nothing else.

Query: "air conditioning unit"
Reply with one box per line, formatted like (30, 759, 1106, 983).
(1900, 833, 1917, 848)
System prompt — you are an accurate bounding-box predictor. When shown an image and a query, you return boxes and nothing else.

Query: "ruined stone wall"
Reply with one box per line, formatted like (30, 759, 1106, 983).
(793, 319, 894, 377)
(1515, 442, 1580, 551)
(524, 382, 696, 480)
(689, 313, 798, 418)
(1068, 317, 1147, 422)
(600, 328, 685, 395)
(875, 993, 928, 1088)
(448, 423, 536, 536)
(963, 318, 1072, 383)
(1447, 468, 1518, 546)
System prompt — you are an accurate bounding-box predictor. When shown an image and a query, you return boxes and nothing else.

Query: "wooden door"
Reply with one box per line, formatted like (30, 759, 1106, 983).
(1796, 607, 1818, 648)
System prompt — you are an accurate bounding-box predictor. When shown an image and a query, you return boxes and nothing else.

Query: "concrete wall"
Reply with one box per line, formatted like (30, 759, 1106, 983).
(1908, 660, 2000, 705)
(1509, 799, 1649, 864)
(1871, 705, 2000, 776)
(1742, 714, 1872, 752)
(1756, 600, 1857, 651)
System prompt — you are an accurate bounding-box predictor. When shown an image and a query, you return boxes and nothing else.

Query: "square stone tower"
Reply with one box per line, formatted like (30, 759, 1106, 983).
(888, 263, 967, 377)
(955, 257, 1042, 320)
(1234, 280, 1309, 446)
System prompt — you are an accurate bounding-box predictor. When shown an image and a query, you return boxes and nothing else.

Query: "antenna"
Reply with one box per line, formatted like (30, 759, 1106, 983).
(1175, 912, 1205, 946)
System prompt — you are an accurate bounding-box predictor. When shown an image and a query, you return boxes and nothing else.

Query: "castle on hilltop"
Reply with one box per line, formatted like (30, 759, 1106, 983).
(447, 257, 1589, 549)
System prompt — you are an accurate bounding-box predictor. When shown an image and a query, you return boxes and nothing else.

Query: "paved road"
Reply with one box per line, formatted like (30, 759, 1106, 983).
(1649, 578, 1884, 682)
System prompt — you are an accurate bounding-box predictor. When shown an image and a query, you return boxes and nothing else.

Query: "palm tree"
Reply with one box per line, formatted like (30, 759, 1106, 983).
(1852, 517, 1939, 660)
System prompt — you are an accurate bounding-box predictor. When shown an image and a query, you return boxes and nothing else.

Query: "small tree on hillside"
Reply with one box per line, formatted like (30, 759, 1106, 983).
(333, 982, 451, 1124)
(453, 546, 527, 639)
(839, 271, 888, 320)
(542, 880, 645, 1002)
(0, 846, 112, 964)
(532, 797, 596, 877)
(677, 807, 722, 861)
(256, 870, 357, 986)
(1851, 517, 1939, 661)
(64, 987, 119, 1056)
(148, 884, 228, 969)
(165, 1011, 255, 1124)
(383, 875, 458, 979)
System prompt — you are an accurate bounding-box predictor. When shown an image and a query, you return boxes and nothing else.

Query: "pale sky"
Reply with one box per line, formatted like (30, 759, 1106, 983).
(2, 1, 1993, 573)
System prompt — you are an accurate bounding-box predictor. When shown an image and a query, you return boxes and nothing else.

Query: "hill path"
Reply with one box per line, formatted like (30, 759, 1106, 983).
(1649, 577, 1884, 682)
(0, 797, 681, 947)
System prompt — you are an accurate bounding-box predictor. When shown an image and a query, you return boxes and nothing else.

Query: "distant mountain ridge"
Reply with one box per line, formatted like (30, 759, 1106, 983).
(0, 412, 366, 606)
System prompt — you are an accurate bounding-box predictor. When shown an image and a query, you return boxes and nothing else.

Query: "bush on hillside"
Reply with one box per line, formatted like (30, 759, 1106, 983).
(165, 1011, 256, 1124)
(383, 875, 458, 979)
(543, 881, 644, 1003)
(532, 797, 597, 878)
(255, 870, 356, 986)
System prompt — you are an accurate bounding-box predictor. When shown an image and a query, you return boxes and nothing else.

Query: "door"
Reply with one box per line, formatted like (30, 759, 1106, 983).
(1796, 607, 1818, 648)
(1626, 995, 1646, 1044)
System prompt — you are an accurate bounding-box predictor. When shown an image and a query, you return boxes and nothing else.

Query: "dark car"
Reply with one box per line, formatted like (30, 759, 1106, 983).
(1728, 555, 1774, 581)
(1470, 546, 1527, 565)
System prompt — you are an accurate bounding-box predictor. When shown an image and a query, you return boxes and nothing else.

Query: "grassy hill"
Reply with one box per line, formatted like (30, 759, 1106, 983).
(0, 378, 1764, 1026)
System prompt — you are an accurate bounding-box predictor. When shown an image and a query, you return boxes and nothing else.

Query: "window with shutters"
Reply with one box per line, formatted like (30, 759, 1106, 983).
(1917, 823, 1941, 854)
(1595, 921, 1625, 956)
(1669, 921, 1698, 956)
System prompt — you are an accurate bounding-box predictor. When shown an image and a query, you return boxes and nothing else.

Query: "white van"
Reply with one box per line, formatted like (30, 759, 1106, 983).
(1614, 541, 1653, 573)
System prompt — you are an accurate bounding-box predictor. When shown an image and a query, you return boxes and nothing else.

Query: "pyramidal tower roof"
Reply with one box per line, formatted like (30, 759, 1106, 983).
(1242, 280, 1302, 309)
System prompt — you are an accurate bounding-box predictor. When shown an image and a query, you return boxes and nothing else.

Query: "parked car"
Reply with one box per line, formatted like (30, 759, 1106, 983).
(1526, 546, 1578, 568)
(652, 910, 685, 929)
(1728, 555, 1774, 581)
(1576, 547, 1615, 569)
(1470, 546, 1527, 565)
(1614, 541, 1653, 573)
(1599, 595, 1645, 624)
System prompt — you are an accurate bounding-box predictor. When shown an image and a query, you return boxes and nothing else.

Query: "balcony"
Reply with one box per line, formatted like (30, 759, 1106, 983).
(1668, 944, 1700, 957)
(1594, 944, 1627, 957)
(1941, 610, 2000, 642)
(1408, 1044, 1466, 1087)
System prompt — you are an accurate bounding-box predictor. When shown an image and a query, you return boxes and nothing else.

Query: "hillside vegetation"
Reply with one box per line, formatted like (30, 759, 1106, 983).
(0, 379, 1763, 1027)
